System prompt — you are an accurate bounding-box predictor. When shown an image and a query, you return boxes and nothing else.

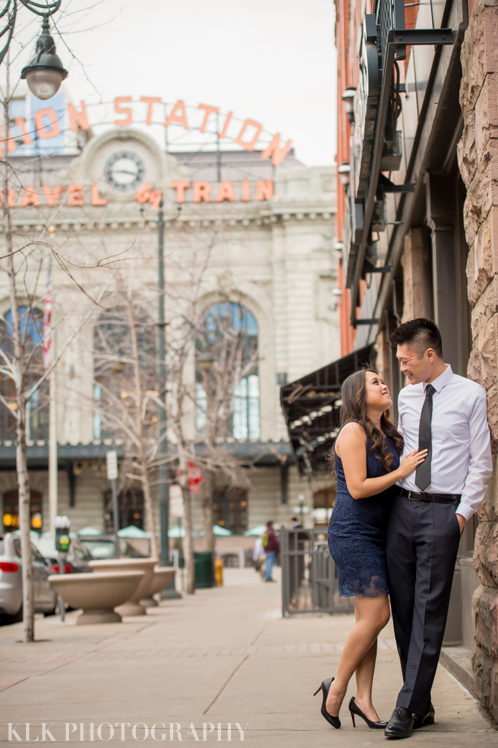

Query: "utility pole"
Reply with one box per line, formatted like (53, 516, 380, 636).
(157, 201, 181, 598)
(157, 201, 169, 565)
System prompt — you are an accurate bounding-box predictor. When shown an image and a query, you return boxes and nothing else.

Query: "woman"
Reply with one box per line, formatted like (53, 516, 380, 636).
(314, 369, 426, 730)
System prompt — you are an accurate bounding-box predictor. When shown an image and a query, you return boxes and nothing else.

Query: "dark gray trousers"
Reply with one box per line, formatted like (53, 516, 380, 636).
(386, 495, 461, 717)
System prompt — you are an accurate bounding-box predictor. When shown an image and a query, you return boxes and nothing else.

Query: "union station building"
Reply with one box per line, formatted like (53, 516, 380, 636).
(0, 91, 339, 539)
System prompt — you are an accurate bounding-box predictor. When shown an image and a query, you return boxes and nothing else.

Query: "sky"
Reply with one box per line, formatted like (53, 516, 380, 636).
(13, 0, 337, 166)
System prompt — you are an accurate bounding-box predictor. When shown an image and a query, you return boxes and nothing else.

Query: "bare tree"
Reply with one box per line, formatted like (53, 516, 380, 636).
(93, 292, 161, 558)
(194, 298, 259, 555)
(0, 82, 106, 643)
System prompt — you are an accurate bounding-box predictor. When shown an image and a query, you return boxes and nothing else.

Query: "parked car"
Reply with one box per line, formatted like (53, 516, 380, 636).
(0, 533, 58, 624)
(77, 535, 146, 560)
(32, 535, 93, 574)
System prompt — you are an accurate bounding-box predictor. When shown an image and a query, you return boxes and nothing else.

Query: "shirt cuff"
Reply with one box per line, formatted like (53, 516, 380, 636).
(455, 504, 474, 522)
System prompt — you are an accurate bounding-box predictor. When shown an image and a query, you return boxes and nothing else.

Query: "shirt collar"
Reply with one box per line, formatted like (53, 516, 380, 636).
(423, 364, 453, 393)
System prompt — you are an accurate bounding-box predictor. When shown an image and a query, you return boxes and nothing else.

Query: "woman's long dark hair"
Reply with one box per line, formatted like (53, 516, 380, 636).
(336, 368, 403, 470)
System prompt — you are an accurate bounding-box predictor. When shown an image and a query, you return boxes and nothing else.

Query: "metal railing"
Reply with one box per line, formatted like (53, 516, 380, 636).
(280, 526, 354, 616)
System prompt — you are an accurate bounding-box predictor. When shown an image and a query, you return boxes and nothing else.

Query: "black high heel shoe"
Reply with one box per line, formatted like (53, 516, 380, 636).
(313, 677, 341, 729)
(348, 697, 387, 729)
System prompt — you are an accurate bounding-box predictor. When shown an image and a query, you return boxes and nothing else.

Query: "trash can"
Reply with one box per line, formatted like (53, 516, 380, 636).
(194, 551, 214, 588)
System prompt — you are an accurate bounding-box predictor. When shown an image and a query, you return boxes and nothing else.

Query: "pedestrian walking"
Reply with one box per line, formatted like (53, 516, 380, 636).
(262, 521, 279, 582)
(384, 318, 492, 738)
(316, 369, 426, 730)
(253, 536, 265, 577)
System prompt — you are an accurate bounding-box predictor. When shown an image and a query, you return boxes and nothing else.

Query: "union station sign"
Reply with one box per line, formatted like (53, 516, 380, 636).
(2, 96, 291, 209)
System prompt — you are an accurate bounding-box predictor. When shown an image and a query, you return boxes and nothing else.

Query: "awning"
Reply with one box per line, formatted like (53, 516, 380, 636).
(280, 345, 375, 476)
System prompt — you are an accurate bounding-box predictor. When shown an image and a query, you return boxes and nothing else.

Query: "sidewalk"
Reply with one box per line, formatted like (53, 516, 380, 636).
(0, 568, 496, 746)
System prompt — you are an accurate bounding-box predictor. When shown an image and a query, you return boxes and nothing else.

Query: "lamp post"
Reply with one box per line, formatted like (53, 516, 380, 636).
(157, 200, 169, 566)
(0, 3, 67, 97)
(157, 200, 182, 598)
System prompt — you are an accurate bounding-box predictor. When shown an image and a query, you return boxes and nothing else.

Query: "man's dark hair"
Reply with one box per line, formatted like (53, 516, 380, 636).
(391, 318, 443, 358)
(291, 516, 299, 522)
(267, 520, 273, 527)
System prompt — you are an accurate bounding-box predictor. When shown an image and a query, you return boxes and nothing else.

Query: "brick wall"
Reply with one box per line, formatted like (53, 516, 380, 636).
(458, 0, 498, 722)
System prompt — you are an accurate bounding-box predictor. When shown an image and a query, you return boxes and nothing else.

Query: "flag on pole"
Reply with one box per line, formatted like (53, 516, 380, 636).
(43, 260, 52, 371)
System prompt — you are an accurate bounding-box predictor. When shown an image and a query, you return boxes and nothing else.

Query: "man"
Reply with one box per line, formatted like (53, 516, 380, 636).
(262, 521, 280, 582)
(384, 318, 492, 739)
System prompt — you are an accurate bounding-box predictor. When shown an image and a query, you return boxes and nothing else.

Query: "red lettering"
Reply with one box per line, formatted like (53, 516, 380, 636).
(198, 104, 219, 133)
(21, 187, 40, 207)
(42, 185, 62, 207)
(67, 101, 90, 132)
(236, 119, 263, 151)
(91, 184, 107, 206)
(67, 185, 84, 206)
(34, 108, 60, 139)
(114, 97, 132, 127)
(141, 97, 162, 126)
(0, 190, 16, 207)
(164, 100, 188, 130)
(193, 182, 211, 203)
(170, 181, 190, 203)
(261, 134, 292, 166)
(216, 181, 235, 202)
(257, 180, 273, 201)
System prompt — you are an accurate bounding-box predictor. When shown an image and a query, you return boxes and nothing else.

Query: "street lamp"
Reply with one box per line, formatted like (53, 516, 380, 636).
(21, 15, 67, 99)
(0, 3, 67, 97)
(342, 86, 356, 124)
(197, 351, 215, 373)
(338, 163, 351, 189)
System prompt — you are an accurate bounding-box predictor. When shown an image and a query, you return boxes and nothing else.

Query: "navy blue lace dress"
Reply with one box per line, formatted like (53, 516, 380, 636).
(328, 422, 400, 597)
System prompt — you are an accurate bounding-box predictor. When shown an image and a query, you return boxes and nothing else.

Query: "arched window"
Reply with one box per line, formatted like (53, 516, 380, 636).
(93, 306, 156, 441)
(0, 307, 48, 442)
(196, 301, 260, 440)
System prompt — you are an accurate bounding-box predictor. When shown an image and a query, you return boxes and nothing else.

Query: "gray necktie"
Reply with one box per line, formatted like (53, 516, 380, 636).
(415, 384, 435, 491)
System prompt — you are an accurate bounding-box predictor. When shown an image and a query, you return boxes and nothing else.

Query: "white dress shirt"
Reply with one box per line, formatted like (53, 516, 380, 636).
(397, 364, 492, 521)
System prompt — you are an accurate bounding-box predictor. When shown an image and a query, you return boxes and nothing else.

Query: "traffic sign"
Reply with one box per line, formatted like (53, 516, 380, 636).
(106, 451, 118, 481)
(177, 461, 204, 493)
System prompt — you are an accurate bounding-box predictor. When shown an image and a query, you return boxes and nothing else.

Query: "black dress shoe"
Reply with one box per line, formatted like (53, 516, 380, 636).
(413, 703, 435, 729)
(349, 697, 387, 729)
(312, 676, 341, 729)
(384, 706, 414, 739)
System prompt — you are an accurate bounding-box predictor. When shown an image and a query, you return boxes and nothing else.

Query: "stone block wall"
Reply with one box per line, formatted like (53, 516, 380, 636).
(458, 0, 498, 723)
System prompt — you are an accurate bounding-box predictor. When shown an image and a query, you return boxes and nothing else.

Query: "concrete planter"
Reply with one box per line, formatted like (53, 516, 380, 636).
(48, 571, 144, 625)
(89, 558, 158, 616)
(140, 566, 175, 608)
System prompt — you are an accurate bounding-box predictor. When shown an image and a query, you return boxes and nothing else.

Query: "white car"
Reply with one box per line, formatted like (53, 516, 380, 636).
(0, 533, 58, 624)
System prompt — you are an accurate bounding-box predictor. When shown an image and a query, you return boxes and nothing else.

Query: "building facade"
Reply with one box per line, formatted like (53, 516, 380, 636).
(332, 0, 498, 721)
(0, 96, 339, 541)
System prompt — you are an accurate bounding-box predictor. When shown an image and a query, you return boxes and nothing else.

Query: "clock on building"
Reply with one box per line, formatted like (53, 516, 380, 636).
(104, 150, 145, 192)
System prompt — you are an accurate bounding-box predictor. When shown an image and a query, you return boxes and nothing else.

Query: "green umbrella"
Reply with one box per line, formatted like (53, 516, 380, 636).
(77, 526, 101, 536)
(168, 526, 186, 538)
(198, 525, 233, 537)
(118, 525, 150, 538)
(213, 525, 232, 536)
(243, 524, 267, 537)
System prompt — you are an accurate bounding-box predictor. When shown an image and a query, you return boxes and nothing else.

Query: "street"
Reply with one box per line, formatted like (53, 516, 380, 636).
(0, 569, 495, 746)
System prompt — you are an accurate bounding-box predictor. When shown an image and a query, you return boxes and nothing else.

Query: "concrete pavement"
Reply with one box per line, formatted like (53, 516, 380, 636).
(0, 568, 496, 746)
